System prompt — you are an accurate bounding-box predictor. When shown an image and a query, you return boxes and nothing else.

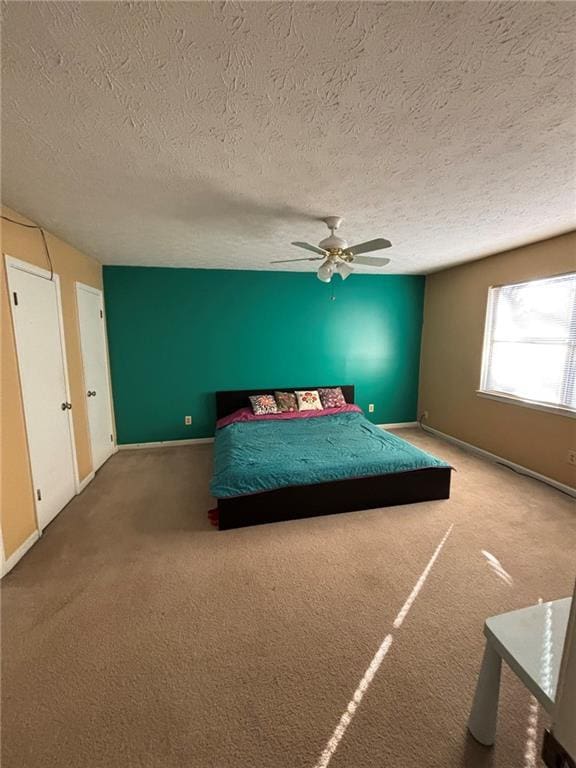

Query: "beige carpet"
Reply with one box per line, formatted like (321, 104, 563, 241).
(2, 429, 575, 768)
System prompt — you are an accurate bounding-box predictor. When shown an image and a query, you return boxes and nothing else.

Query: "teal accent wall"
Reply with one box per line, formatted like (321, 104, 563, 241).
(103, 267, 425, 444)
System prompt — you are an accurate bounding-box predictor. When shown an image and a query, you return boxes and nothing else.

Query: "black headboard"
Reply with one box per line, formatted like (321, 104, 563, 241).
(215, 385, 355, 420)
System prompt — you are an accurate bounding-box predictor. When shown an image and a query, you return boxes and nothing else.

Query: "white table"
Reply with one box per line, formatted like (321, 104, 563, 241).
(468, 597, 571, 746)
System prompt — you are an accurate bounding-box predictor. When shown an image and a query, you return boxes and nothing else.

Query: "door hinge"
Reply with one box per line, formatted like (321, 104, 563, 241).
(13, 291, 18, 306)
(100, 309, 103, 318)
(110, 434, 114, 442)
(37, 489, 42, 501)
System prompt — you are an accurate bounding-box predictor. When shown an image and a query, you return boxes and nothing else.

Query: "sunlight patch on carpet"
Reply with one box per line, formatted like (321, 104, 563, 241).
(393, 523, 454, 629)
(313, 523, 454, 767)
(481, 550, 514, 586)
(313, 635, 394, 768)
(523, 695, 540, 768)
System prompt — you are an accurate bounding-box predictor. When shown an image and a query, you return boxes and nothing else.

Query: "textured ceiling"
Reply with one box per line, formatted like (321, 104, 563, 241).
(1, 1, 575, 274)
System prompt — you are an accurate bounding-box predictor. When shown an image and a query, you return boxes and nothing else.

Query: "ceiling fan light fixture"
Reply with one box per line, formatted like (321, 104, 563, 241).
(336, 261, 353, 280)
(317, 261, 334, 283)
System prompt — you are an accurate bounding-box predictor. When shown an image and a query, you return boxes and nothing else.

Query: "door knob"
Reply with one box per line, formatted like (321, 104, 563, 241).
(87, 390, 96, 397)
(61, 402, 72, 410)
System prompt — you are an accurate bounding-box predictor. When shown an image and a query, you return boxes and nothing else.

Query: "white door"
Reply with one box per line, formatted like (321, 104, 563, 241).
(7, 259, 77, 530)
(76, 284, 115, 471)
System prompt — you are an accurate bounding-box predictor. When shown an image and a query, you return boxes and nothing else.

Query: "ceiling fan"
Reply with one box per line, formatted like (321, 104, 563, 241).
(271, 216, 392, 282)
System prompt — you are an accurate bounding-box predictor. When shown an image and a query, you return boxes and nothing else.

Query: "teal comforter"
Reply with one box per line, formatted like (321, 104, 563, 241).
(210, 411, 449, 498)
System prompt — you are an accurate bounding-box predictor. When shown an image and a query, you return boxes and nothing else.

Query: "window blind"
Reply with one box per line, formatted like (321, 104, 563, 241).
(481, 272, 576, 411)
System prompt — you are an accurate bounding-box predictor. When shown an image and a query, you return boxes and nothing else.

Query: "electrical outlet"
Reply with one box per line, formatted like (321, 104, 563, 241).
(184, 416, 192, 425)
(368, 404, 375, 413)
(568, 449, 576, 466)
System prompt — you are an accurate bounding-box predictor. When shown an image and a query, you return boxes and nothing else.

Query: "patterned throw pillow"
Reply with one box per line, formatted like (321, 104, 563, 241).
(318, 387, 347, 409)
(295, 390, 323, 411)
(274, 391, 298, 412)
(249, 394, 279, 415)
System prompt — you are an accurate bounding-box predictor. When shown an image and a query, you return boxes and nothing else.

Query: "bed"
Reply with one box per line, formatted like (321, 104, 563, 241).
(211, 385, 451, 530)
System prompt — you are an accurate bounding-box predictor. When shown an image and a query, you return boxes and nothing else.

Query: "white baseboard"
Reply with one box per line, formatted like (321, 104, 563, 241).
(77, 471, 95, 493)
(1, 530, 40, 578)
(120, 425, 418, 450)
(422, 424, 576, 498)
(118, 437, 214, 450)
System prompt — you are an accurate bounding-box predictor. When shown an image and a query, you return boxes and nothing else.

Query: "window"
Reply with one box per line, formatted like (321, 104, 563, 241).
(480, 272, 576, 414)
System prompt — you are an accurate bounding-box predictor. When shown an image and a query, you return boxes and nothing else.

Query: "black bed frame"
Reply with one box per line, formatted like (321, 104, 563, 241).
(214, 385, 451, 530)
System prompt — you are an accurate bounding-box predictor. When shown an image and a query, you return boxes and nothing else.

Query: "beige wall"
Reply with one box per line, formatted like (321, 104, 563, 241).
(1, 206, 102, 558)
(419, 232, 576, 488)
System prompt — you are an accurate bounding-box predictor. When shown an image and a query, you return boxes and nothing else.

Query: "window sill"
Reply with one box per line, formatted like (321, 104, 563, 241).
(476, 391, 576, 419)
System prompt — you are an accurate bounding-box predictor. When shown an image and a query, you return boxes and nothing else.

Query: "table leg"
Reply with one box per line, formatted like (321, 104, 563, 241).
(468, 640, 502, 746)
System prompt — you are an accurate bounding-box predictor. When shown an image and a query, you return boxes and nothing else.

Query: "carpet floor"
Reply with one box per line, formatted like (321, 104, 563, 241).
(2, 428, 575, 768)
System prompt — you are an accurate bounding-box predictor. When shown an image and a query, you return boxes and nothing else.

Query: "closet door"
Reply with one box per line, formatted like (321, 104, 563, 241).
(76, 284, 115, 471)
(6, 258, 77, 530)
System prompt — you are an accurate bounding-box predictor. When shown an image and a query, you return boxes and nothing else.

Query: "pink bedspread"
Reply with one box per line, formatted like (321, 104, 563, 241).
(216, 403, 362, 429)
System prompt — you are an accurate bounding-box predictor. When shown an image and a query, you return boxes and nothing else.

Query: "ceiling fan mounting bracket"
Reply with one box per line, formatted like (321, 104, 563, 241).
(322, 216, 343, 232)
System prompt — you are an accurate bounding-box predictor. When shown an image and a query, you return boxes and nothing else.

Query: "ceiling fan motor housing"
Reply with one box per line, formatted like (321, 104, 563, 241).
(319, 216, 347, 252)
(318, 234, 348, 251)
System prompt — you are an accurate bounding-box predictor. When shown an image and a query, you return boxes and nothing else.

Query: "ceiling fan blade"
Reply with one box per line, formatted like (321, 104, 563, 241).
(350, 255, 391, 267)
(345, 238, 392, 256)
(270, 256, 325, 263)
(291, 241, 329, 256)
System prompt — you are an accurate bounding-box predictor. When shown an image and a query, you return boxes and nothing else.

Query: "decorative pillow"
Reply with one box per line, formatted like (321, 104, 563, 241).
(274, 391, 298, 412)
(249, 394, 279, 415)
(295, 390, 323, 411)
(318, 387, 347, 409)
